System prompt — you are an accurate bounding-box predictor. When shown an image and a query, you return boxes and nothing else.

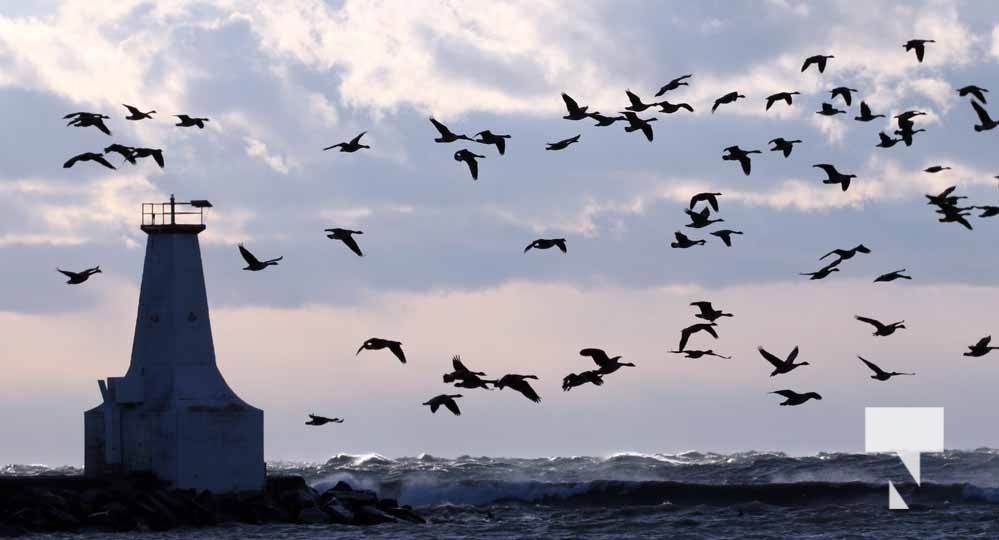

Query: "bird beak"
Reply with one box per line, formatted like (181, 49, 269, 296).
(356, 346, 364, 355)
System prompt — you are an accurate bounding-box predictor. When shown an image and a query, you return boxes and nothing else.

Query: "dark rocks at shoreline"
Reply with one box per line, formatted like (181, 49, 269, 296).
(0, 474, 424, 535)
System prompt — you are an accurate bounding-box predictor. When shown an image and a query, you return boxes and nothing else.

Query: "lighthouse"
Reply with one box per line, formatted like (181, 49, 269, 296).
(84, 196, 264, 492)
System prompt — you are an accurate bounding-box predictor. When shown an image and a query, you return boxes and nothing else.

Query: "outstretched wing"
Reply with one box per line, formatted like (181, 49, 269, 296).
(443, 398, 461, 416)
(350, 131, 367, 145)
(429, 117, 451, 137)
(340, 234, 364, 257)
(561, 93, 581, 114)
(972, 100, 995, 125)
(771, 389, 798, 398)
(758, 347, 784, 368)
(388, 341, 407, 364)
(580, 348, 610, 367)
(858, 356, 885, 376)
(238, 244, 261, 266)
(518, 380, 542, 403)
(855, 315, 883, 330)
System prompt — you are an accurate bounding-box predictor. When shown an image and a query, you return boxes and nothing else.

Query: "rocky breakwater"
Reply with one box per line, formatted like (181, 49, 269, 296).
(0, 474, 424, 536)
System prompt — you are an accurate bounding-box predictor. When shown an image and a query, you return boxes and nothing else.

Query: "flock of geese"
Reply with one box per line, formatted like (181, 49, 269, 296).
(55, 38, 999, 419)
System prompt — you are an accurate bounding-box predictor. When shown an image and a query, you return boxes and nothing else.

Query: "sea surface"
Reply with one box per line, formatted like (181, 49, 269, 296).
(7, 450, 999, 539)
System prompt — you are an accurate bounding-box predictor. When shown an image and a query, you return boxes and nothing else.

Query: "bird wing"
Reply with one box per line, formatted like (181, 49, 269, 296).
(56, 268, 76, 278)
(92, 155, 116, 169)
(738, 155, 751, 175)
(554, 239, 567, 252)
(640, 122, 653, 142)
(562, 93, 581, 114)
(787, 346, 800, 364)
(860, 102, 872, 117)
(349, 131, 367, 145)
(801, 57, 813, 71)
(429, 117, 451, 137)
(389, 342, 407, 363)
(516, 380, 542, 403)
(855, 315, 884, 330)
(123, 104, 140, 115)
(625, 90, 643, 108)
(494, 137, 506, 155)
(579, 348, 610, 367)
(711, 230, 732, 246)
(465, 156, 478, 180)
(771, 389, 798, 399)
(972, 101, 995, 125)
(429, 401, 440, 413)
(94, 119, 111, 136)
(812, 163, 836, 177)
(151, 150, 165, 168)
(63, 154, 82, 168)
(701, 325, 719, 339)
(443, 398, 461, 416)
(858, 356, 886, 376)
(977, 336, 993, 348)
(340, 234, 364, 257)
(452, 356, 471, 373)
(678, 328, 692, 351)
(238, 244, 261, 266)
(915, 44, 925, 62)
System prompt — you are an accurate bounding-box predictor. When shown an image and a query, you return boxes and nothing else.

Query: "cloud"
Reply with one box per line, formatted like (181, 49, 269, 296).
(244, 136, 292, 174)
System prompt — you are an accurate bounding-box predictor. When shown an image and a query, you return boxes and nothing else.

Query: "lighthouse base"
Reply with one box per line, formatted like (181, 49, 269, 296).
(85, 400, 264, 493)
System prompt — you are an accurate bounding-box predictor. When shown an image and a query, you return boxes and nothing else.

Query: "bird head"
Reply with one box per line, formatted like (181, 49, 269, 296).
(93, 266, 102, 273)
(357, 341, 373, 355)
(800, 361, 811, 366)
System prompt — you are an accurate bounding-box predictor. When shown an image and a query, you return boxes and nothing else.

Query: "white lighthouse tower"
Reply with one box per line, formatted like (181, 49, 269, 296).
(84, 196, 264, 492)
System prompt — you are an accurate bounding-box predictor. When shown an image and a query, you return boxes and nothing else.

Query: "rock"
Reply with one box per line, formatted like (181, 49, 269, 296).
(332, 480, 354, 492)
(297, 505, 328, 524)
(322, 498, 355, 524)
(377, 497, 399, 509)
(385, 506, 427, 524)
(0, 525, 28, 538)
(353, 505, 399, 525)
(327, 489, 378, 506)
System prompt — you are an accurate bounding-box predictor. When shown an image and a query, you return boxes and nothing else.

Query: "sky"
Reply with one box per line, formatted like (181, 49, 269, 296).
(2, 0, 999, 465)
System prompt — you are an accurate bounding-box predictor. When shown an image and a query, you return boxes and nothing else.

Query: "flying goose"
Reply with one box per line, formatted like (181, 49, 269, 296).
(546, 134, 581, 151)
(873, 269, 911, 284)
(579, 348, 635, 375)
(678, 323, 718, 352)
(690, 301, 732, 322)
(768, 137, 801, 158)
(669, 349, 731, 359)
(305, 415, 344, 426)
(829, 86, 859, 106)
(689, 192, 722, 212)
(684, 207, 723, 229)
(801, 54, 834, 73)
(670, 231, 706, 249)
(903, 39, 935, 63)
(323, 131, 370, 152)
(858, 356, 914, 381)
(64, 152, 116, 170)
(654, 74, 693, 96)
(454, 149, 485, 180)
(423, 394, 463, 416)
(122, 104, 155, 120)
(712, 91, 745, 113)
(957, 85, 988, 104)
(855, 101, 885, 122)
(855, 315, 906, 337)
(238, 244, 282, 271)
(493, 374, 542, 403)
(57, 266, 101, 284)
(722, 145, 761, 176)
(562, 370, 605, 391)
(324, 228, 364, 257)
(474, 130, 511, 155)
(174, 114, 209, 128)
(965, 336, 999, 357)
(710, 229, 743, 247)
(770, 389, 822, 406)
(765, 91, 799, 110)
(758, 346, 808, 376)
(561, 93, 593, 120)
(357, 338, 407, 364)
(430, 118, 472, 142)
(524, 238, 567, 253)
(813, 163, 856, 191)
